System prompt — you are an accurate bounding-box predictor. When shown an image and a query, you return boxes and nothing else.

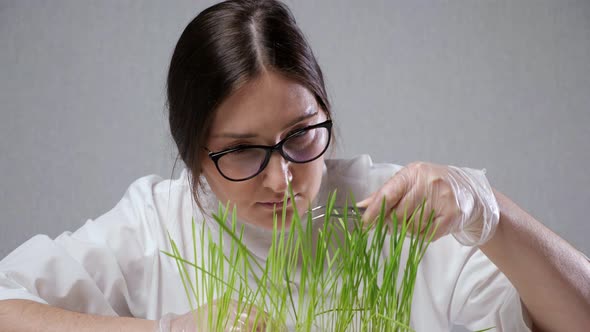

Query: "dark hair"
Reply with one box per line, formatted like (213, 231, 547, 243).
(167, 0, 332, 208)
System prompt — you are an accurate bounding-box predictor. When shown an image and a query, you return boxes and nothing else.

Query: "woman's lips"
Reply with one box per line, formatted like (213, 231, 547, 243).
(257, 197, 294, 209)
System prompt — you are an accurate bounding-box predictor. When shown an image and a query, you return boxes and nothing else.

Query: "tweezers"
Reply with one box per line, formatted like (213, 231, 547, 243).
(308, 205, 366, 221)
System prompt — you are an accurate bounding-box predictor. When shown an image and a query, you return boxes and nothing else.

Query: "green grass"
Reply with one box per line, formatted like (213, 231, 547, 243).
(162, 189, 490, 331)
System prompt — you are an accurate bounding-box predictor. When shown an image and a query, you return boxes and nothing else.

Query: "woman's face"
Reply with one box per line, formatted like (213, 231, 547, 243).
(201, 71, 328, 228)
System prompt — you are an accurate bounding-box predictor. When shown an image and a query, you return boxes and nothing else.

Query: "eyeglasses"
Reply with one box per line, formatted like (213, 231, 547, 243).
(205, 120, 332, 182)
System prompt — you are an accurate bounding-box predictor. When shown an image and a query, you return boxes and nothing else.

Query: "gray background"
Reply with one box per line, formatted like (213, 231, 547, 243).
(0, 1, 589, 330)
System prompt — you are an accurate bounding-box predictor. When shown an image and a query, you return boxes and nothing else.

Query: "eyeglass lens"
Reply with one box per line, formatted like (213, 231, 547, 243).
(216, 125, 329, 181)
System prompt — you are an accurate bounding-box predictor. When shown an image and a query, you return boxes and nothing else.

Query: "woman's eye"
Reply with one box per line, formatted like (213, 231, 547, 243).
(289, 130, 315, 144)
(292, 130, 307, 137)
(289, 126, 312, 137)
(224, 142, 248, 151)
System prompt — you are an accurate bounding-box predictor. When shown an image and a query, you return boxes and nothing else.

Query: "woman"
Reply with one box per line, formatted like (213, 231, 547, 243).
(0, 1, 588, 331)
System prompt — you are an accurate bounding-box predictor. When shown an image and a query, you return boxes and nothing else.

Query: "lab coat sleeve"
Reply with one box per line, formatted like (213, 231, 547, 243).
(446, 243, 532, 331)
(0, 174, 167, 318)
(322, 154, 402, 204)
(349, 155, 532, 330)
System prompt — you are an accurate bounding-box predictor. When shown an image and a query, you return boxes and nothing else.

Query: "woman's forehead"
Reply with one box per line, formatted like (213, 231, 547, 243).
(209, 72, 318, 135)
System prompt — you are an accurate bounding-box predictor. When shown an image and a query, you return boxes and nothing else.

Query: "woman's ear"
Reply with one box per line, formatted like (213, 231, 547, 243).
(199, 157, 209, 177)
(327, 146, 337, 159)
(197, 146, 211, 176)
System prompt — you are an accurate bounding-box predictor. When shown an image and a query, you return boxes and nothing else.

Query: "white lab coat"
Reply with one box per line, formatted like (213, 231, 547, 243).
(0, 155, 531, 331)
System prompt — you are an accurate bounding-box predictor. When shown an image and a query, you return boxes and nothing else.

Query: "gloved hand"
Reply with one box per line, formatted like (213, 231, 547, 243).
(358, 162, 499, 246)
(157, 299, 281, 332)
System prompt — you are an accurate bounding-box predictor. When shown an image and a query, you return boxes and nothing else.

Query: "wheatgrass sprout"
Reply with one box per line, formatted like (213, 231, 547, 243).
(163, 190, 449, 331)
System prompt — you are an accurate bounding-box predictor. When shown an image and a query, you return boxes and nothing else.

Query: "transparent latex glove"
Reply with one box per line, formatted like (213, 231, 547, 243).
(358, 162, 499, 246)
(157, 299, 285, 332)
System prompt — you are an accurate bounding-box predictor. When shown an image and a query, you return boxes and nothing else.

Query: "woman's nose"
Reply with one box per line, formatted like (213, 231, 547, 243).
(261, 152, 292, 192)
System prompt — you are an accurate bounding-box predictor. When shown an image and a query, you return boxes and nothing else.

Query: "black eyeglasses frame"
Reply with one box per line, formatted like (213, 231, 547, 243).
(204, 119, 333, 182)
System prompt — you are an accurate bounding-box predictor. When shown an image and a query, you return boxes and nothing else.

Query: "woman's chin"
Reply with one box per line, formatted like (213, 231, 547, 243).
(243, 208, 297, 230)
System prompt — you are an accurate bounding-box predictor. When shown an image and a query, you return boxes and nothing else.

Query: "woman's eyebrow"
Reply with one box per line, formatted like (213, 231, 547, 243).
(213, 109, 318, 139)
(213, 132, 257, 139)
(281, 109, 318, 131)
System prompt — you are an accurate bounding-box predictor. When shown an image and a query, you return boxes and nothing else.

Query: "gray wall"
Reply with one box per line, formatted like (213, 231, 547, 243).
(0, 2, 589, 330)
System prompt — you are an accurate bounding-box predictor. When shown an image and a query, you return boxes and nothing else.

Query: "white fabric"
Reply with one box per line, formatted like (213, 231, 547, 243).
(0, 155, 531, 331)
